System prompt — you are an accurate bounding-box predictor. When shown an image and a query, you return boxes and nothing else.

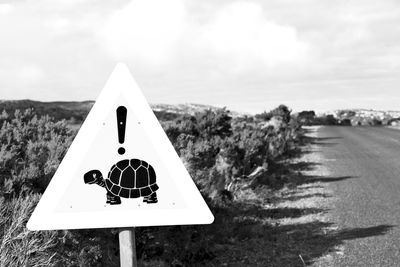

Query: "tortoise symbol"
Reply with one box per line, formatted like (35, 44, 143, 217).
(84, 158, 159, 205)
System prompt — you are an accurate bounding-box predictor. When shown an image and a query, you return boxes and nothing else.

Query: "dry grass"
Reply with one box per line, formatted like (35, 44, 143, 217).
(0, 195, 59, 267)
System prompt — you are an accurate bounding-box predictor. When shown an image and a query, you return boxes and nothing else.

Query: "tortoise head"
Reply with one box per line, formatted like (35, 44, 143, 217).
(84, 170, 103, 184)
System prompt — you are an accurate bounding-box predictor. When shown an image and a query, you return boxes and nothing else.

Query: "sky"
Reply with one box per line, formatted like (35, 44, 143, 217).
(0, 0, 400, 113)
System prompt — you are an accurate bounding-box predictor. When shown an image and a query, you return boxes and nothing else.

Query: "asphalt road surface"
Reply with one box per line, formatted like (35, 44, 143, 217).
(317, 126, 400, 266)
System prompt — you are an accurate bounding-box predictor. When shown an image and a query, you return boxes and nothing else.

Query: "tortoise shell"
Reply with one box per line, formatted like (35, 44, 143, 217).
(105, 159, 158, 198)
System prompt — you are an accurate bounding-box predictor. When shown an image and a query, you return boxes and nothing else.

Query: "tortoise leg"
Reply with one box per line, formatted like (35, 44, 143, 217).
(106, 191, 112, 204)
(109, 194, 121, 205)
(145, 192, 158, 204)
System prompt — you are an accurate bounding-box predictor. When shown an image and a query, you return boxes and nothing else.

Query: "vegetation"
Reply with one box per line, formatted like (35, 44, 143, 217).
(0, 104, 302, 266)
(0, 100, 93, 123)
(297, 108, 400, 126)
(0, 109, 74, 199)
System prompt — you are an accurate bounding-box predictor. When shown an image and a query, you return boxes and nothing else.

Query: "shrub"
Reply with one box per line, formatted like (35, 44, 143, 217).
(0, 109, 73, 198)
(0, 105, 302, 266)
(162, 108, 233, 196)
(220, 125, 269, 177)
(256, 104, 291, 123)
(194, 108, 232, 139)
(297, 110, 316, 125)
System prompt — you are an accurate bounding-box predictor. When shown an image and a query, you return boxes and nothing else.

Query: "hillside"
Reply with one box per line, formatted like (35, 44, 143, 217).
(329, 109, 400, 120)
(293, 108, 400, 126)
(335, 109, 400, 126)
(152, 103, 220, 114)
(0, 99, 94, 122)
(0, 100, 244, 122)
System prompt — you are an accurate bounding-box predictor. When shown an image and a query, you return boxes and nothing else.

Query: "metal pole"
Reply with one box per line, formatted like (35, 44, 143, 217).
(119, 227, 137, 267)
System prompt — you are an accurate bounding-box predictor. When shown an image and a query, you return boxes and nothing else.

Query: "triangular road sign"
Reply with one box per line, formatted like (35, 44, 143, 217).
(27, 63, 214, 230)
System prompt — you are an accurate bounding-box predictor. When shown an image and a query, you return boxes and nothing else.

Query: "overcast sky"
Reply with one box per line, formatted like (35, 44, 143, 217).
(0, 0, 399, 113)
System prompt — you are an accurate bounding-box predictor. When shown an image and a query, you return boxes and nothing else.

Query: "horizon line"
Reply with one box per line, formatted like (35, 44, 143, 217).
(1, 98, 400, 114)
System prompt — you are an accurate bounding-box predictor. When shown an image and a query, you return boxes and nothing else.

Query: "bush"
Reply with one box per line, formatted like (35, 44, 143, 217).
(313, 114, 338, 125)
(256, 104, 291, 123)
(220, 124, 269, 177)
(0, 105, 302, 266)
(297, 110, 316, 125)
(194, 108, 232, 139)
(162, 109, 233, 196)
(162, 106, 299, 200)
(0, 109, 73, 198)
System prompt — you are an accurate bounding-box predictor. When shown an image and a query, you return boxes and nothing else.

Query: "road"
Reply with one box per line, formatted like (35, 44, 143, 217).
(316, 126, 400, 266)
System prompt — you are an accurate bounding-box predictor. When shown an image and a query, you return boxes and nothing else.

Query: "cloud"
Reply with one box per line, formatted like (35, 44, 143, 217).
(1, 0, 400, 112)
(198, 2, 310, 71)
(101, 0, 311, 72)
(102, 0, 186, 65)
(19, 64, 45, 84)
(0, 3, 13, 14)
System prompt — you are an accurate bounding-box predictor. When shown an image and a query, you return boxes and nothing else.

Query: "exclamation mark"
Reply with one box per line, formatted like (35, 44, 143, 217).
(116, 106, 127, 155)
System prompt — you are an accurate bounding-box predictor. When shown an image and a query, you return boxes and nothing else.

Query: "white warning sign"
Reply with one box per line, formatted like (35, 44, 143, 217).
(27, 63, 214, 230)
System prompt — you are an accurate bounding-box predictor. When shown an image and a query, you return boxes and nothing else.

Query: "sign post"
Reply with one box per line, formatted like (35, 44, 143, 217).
(119, 228, 137, 267)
